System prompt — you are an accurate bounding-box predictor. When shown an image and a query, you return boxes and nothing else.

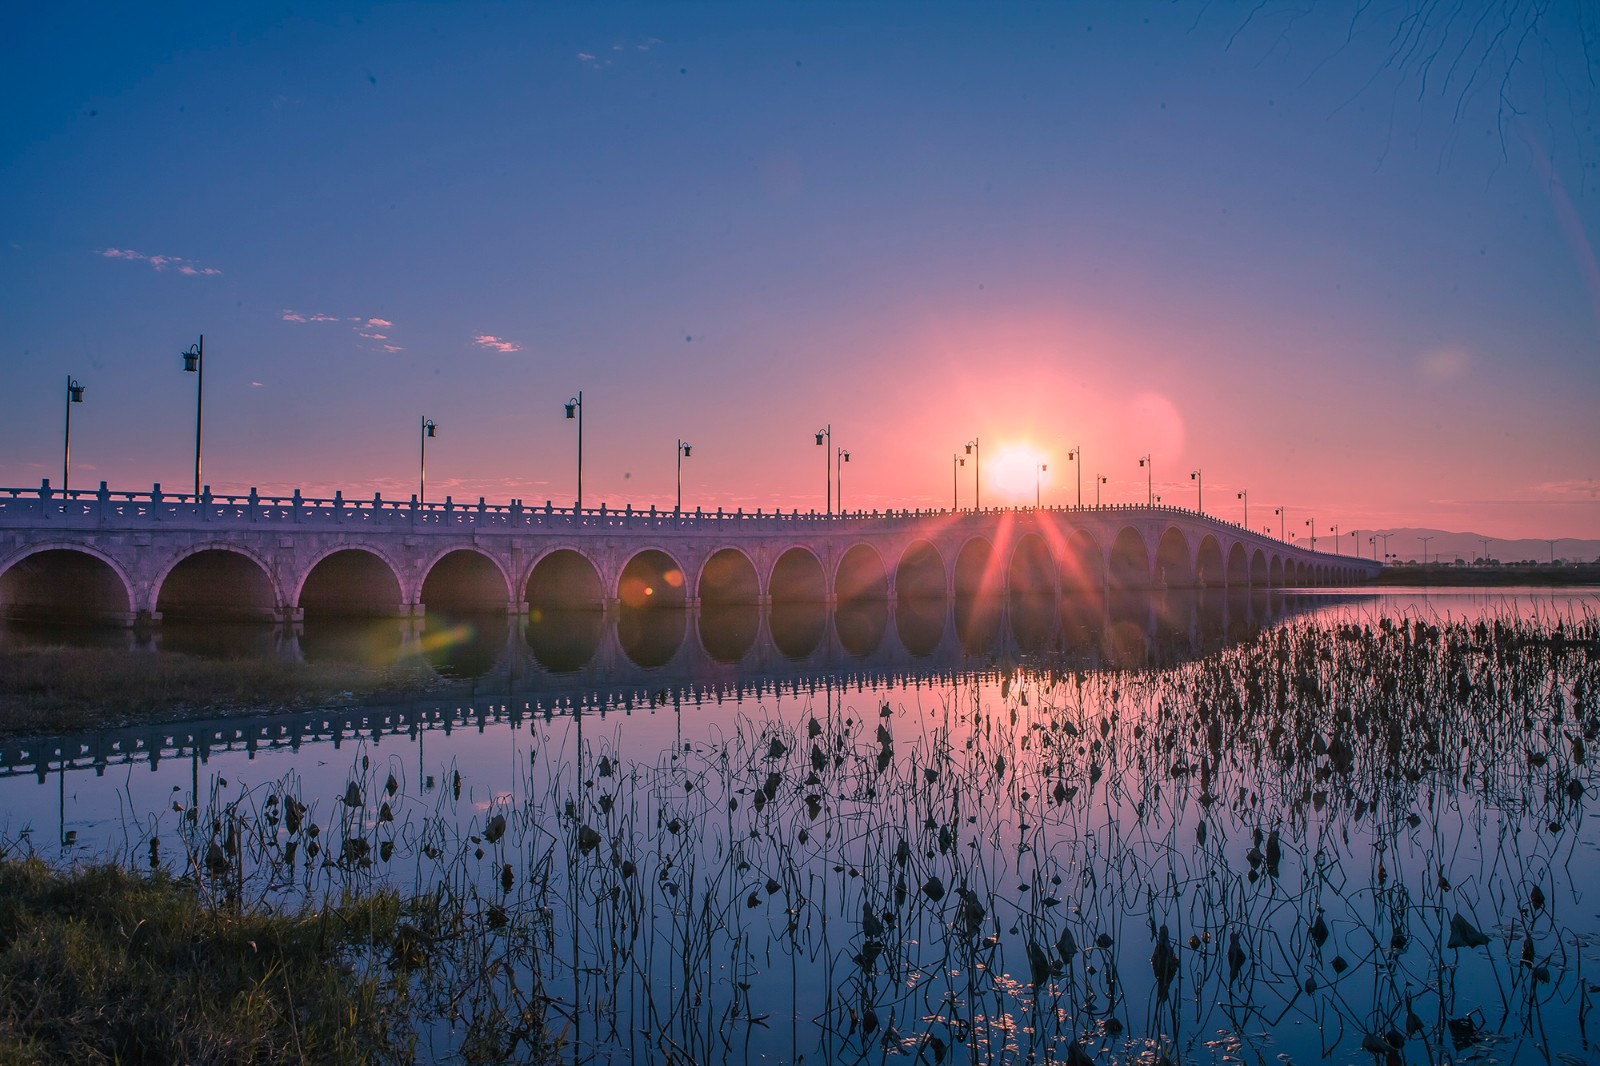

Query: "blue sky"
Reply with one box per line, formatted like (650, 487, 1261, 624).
(3, 1, 1596, 539)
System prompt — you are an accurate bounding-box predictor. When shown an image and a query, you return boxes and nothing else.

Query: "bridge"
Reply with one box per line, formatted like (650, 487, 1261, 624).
(0, 480, 1379, 626)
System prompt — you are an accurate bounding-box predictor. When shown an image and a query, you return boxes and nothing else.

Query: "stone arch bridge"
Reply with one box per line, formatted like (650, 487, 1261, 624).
(0, 483, 1379, 625)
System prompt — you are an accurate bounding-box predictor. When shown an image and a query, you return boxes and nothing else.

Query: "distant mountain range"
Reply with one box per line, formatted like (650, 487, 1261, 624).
(1336, 528, 1600, 565)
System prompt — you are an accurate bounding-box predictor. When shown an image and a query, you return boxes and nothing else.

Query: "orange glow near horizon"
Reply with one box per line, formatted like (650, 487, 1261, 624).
(985, 444, 1051, 502)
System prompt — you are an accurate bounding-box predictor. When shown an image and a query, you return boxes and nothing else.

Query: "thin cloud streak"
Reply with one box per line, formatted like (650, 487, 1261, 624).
(95, 248, 221, 276)
(473, 334, 522, 353)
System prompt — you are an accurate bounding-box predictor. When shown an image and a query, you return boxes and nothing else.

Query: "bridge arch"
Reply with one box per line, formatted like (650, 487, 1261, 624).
(1250, 548, 1267, 588)
(1226, 542, 1249, 589)
(618, 548, 688, 609)
(1109, 527, 1151, 590)
(835, 543, 888, 603)
(1008, 533, 1057, 598)
(297, 547, 405, 618)
(1196, 535, 1224, 589)
(154, 544, 281, 622)
(954, 537, 998, 598)
(0, 543, 136, 624)
(1062, 529, 1103, 593)
(1269, 555, 1284, 587)
(1155, 528, 1194, 589)
(421, 548, 512, 611)
(696, 547, 760, 607)
(766, 546, 825, 605)
(895, 540, 946, 600)
(526, 548, 606, 611)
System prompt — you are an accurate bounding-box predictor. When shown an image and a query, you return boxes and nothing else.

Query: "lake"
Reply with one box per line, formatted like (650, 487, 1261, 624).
(2, 585, 1597, 1064)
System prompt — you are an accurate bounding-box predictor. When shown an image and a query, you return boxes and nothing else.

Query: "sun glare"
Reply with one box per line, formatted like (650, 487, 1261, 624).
(986, 444, 1050, 502)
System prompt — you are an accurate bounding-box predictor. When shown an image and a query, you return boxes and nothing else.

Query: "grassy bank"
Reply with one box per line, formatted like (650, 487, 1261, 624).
(0, 853, 412, 1064)
(0, 646, 442, 738)
(1375, 562, 1600, 586)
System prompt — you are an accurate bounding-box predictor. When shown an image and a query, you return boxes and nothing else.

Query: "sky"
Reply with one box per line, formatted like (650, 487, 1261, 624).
(2, 1, 1597, 541)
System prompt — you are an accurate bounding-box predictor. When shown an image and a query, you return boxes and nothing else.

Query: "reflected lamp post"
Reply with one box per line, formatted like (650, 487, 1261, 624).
(1035, 462, 1046, 508)
(1274, 506, 1287, 541)
(965, 438, 981, 510)
(564, 392, 584, 511)
(1237, 489, 1248, 529)
(63, 376, 85, 494)
(814, 425, 831, 516)
(952, 453, 965, 510)
(1067, 446, 1081, 508)
(1138, 454, 1152, 507)
(180, 336, 204, 496)
(837, 448, 851, 514)
(676, 439, 692, 512)
(1190, 469, 1202, 513)
(419, 418, 437, 503)
(1095, 475, 1107, 507)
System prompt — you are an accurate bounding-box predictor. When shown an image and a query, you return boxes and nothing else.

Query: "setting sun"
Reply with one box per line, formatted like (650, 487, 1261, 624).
(984, 444, 1051, 503)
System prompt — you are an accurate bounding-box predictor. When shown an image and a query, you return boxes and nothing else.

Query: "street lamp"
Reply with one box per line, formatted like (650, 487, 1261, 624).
(815, 425, 832, 516)
(837, 448, 851, 514)
(1329, 524, 1340, 554)
(419, 418, 437, 502)
(564, 392, 584, 511)
(965, 438, 981, 510)
(1067, 446, 1082, 508)
(1274, 507, 1287, 541)
(952, 453, 965, 510)
(676, 439, 692, 512)
(1138, 454, 1152, 507)
(1035, 462, 1047, 508)
(62, 376, 85, 494)
(1095, 475, 1107, 507)
(180, 335, 204, 496)
(1190, 469, 1202, 513)
(1304, 518, 1317, 552)
(1237, 489, 1248, 529)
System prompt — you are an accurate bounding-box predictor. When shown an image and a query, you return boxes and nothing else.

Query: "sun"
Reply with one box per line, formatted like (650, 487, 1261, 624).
(985, 443, 1050, 503)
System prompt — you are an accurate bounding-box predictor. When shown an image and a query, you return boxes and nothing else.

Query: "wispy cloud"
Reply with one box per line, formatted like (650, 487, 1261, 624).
(96, 248, 222, 276)
(474, 334, 522, 353)
(281, 309, 403, 351)
(577, 38, 662, 68)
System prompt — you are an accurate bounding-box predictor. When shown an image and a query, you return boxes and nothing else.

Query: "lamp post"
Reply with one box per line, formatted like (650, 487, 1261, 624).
(814, 425, 832, 516)
(62, 376, 85, 494)
(564, 392, 584, 511)
(1190, 469, 1202, 513)
(1138, 454, 1152, 507)
(1274, 506, 1287, 541)
(953, 453, 965, 510)
(676, 439, 692, 512)
(419, 418, 437, 502)
(1095, 475, 1107, 507)
(965, 438, 980, 510)
(1419, 535, 1432, 565)
(837, 448, 851, 514)
(1350, 529, 1361, 559)
(1067, 446, 1081, 507)
(1304, 518, 1317, 552)
(1377, 532, 1392, 562)
(1035, 462, 1047, 508)
(1329, 524, 1339, 554)
(180, 335, 204, 496)
(1237, 489, 1248, 529)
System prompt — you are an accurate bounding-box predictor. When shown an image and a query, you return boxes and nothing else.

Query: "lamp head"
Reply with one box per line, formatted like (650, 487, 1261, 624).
(1139, 457, 1146, 467)
(181, 344, 200, 373)
(964, 442, 972, 455)
(68, 381, 85, 403)
(564, 401, 577, 419)
(682, 443, 692, 457)
(841, 450, 850, 462)
(1040, 463, 1046, 472)
(815, 431, 825, 446)
(423, 419, 436, 438)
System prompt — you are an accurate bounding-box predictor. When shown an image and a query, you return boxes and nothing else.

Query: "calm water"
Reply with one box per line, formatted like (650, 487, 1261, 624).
(2, 586, 1597, 1064)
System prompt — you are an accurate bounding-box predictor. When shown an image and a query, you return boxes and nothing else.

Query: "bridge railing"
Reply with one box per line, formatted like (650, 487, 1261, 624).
(0, 480, 1372, 562)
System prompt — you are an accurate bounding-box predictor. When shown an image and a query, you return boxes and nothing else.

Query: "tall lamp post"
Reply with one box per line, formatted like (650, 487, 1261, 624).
(837, 448, 851, 514)
(965, 438, 981, 510)
(814, 425, 832, 516)
(952, 453, 965, 510)
(676, 439, 692, 512)
(180, 336, 204, 496)
(1138, 454, 1152, 507)
(1274, 506, 1287, 541)
(419, 418, 437, 502)
(564, 392, 584, 511)
(62, 376, 85, 494)
(1304, 517, 1317, 551)
(1237, 489, 1248, 529)
(1190, 469, 1203, 513)
(1067, 446, 1081, 507)
(1329, 524, 1340, 554)
(1095, 475, 1107, 507)
(1035, 462, 1047, 508)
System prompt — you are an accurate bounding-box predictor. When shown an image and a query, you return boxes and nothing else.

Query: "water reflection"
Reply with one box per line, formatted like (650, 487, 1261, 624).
(769, 601, 826, 659)
(953, 593, 1002, 652)
(833, 598, 886, 658)
(895, 595, 945, 655)
(420, 612, 508, 679)
(696, 603, 758, 664)
(525, 607, 605, 673)
(617, 605, 684, 668)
